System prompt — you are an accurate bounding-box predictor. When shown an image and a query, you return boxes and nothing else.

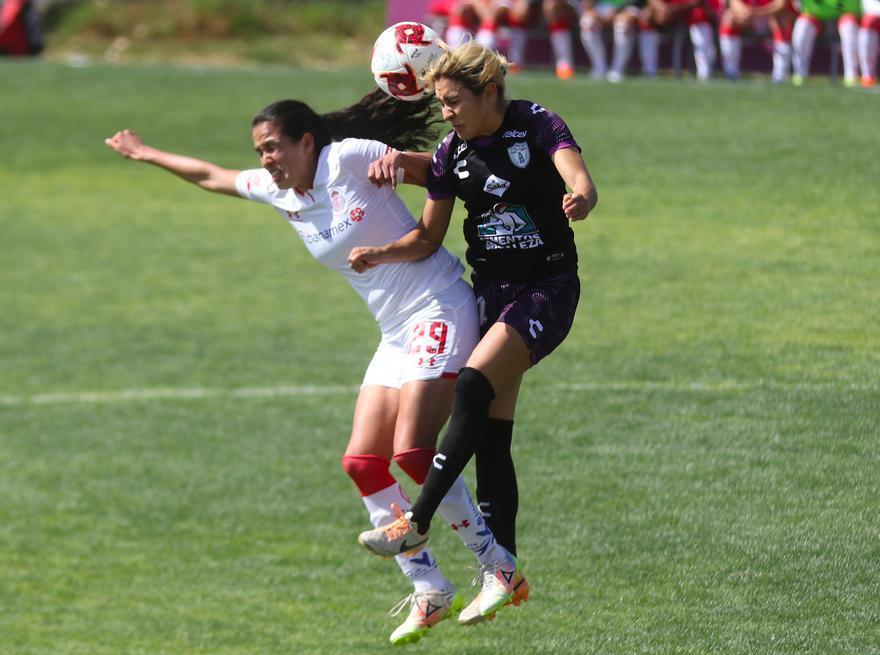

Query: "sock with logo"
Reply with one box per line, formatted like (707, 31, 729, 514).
(475, 418, 518, 556)
(408, 367, 495, 533)
(361, 481, 449, 591)
(397, 447, 500, 565)
(437, 476, 501, 565)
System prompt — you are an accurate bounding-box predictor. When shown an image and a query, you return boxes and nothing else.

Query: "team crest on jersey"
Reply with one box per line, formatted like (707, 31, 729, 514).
(476, 203, 544, 251)
(329, 189, 345, 213)
(507, 142, 530, 169)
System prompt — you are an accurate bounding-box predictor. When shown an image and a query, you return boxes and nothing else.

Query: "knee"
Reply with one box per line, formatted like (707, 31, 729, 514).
(455, 367, 496, 403)
(341, 454, 396, 496)
(393, 447, 435, 485)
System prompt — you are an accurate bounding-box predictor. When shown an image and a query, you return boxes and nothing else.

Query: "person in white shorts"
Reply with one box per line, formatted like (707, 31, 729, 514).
(104, 90, 508, 645)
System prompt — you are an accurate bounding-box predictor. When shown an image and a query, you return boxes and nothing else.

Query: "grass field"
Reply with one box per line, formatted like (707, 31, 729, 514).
(1, 59, 878, 654)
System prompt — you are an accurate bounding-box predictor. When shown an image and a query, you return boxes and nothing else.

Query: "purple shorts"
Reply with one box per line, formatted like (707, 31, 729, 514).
(472, 270, 581, 366)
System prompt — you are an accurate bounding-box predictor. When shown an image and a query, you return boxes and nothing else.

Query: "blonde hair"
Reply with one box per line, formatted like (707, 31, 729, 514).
(427, 40, 508, 101)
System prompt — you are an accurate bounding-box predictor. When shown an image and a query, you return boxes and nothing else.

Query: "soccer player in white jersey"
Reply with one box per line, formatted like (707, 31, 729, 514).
(104, 90, 516, 645)
(351, 42, 597, 625)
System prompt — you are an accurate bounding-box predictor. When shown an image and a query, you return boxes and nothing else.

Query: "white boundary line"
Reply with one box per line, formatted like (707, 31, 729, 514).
(0, 380, 876, 407)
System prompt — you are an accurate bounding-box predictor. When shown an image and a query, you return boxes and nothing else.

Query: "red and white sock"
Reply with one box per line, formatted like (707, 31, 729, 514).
(362, 483, 449, 592)
(549, 21, 574, 71)
(579, 13, 607, 77)
(839, 14, 860, 82)
(690, 22, 717, 80)
(476, 22, 497, 50)
(508, 21, 527, 66)
(639, 26, 659, 75)
(446, 18, 470, 47)
(719, 25, 742, 78)
(609, 21, 636, 78)
(394, 447, 500, 567)
(859, 16, 880, 79)
(437, 476, 503, 566)
(792, 15, 820, 77)
(343, 454, 447, 592)
(772, 38, 792, 82)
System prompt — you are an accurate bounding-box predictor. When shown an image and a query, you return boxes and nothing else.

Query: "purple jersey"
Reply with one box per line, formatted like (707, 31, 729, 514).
(427, 99, 580, 280)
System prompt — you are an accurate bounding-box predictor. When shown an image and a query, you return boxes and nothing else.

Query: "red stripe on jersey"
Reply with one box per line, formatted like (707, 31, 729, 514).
(441, 371, 458, 380)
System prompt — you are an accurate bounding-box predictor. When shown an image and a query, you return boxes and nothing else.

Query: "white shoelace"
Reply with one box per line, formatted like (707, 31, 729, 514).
(389, 588, 452, 617)
(389, 592, 420, 617)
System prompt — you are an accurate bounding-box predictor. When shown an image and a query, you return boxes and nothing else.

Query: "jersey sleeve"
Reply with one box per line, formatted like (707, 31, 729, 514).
(335, 138, 393, 181)
(235, 168, 276, 203)
(425, 131, 457, 200)
(529, 104, 581, 157)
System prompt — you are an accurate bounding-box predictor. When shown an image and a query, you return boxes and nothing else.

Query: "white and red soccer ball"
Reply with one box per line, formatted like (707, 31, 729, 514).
(371, 22, 447, 102)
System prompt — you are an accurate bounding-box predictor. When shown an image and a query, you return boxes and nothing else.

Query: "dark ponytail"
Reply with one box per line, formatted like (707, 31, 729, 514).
(253, 89, 441, 152)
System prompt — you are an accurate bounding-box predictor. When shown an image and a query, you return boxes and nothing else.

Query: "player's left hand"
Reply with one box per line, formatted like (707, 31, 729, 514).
(348, 246, 383, 273)
(368, 149, 403, 189)
(562, 192, 591, 221)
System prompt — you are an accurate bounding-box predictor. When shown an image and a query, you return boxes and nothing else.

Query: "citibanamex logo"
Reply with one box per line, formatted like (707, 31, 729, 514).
(350, 207, 365, 222)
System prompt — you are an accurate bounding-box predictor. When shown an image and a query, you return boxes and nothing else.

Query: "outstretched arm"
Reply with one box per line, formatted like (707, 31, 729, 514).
(553, 147, 598, 221)
(105, 130, 241, 197)
(348, 197, 455, 272)
(367, 149, 434, 189)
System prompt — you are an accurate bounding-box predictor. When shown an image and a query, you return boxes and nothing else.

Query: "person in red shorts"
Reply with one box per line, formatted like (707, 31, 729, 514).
(640, 0, 717, 79)
(719, 0, 796, 81)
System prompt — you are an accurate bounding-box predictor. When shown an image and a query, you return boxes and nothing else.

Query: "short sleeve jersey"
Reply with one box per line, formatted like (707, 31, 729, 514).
(427, 99, 580, 280)
(236, 138, 464, 327)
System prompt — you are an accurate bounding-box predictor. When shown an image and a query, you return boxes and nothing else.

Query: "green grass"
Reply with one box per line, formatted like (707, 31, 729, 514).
(42, 0, 386, 67)
(1, 60, 878, 654)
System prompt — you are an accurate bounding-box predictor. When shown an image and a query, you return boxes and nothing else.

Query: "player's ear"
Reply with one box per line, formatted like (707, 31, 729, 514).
(301, 131, 315, 153)
(484, 82, 498, 105)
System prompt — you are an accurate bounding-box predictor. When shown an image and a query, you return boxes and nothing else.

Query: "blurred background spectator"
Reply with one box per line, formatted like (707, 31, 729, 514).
(0, 0, 44, 55)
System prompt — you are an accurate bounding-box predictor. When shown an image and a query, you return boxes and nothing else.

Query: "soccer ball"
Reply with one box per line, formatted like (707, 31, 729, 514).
(371, 22, 446, 101)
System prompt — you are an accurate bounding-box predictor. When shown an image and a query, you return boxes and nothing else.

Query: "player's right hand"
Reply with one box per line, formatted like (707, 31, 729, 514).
(104, 129, 148, 160)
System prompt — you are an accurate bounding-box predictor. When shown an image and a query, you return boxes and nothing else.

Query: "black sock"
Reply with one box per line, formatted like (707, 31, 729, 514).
(409, 367, 495, 532)
(476, 418, 517, 556)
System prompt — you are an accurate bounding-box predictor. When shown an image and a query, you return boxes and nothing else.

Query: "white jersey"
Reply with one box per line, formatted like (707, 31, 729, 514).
(235, 138, 465, 327)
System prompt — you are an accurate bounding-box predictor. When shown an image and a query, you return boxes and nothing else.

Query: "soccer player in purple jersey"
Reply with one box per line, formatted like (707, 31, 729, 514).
(350, 41, 597, 625)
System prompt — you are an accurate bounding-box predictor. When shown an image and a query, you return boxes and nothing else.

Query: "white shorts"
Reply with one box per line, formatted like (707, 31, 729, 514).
(362, 280, 479, 389)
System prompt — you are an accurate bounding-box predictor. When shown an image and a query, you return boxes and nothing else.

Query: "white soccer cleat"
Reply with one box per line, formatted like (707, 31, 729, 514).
(389, 585, 464, 645)
(358, 503, 430, 558)
(459, 552, 528, 625)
